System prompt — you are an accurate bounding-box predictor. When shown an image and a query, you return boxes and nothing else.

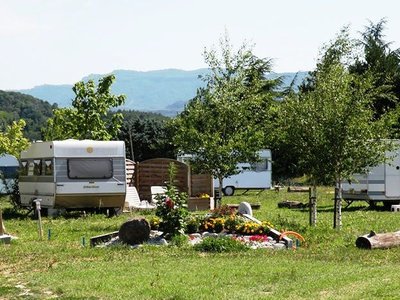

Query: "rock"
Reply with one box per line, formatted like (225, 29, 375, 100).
(202, 232, 218, 238)
(273, 243, 286, 250)
(118, 218, 151, 245)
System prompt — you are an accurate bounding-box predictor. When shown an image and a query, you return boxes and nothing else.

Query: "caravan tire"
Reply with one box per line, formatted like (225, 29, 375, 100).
(223, 186, 235, 196)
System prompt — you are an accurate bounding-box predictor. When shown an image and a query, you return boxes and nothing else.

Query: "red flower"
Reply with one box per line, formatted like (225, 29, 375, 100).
(165, 197, 174, 209)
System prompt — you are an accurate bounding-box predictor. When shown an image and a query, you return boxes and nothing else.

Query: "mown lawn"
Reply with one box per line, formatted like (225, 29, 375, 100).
(1, 187, 400, 299)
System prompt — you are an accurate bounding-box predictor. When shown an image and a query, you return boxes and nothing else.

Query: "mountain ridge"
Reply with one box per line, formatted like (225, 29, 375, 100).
(16, 69, 308, 116)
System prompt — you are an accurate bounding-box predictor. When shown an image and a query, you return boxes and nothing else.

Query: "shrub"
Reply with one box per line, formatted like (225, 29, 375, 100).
(185, 215, 200, 234)
(194, 237, 249, 253)
(155, 163, 189, 237)
(169, 234, 189, 247)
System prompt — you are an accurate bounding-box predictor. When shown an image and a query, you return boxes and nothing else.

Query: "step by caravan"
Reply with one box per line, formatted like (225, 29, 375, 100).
(19, 140, 127, 210)
(214, 149, 272, 196)
(342, 147, 400, 206)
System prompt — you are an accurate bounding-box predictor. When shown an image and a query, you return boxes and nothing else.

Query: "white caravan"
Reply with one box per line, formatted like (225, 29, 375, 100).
(342, 147, 400, 207)
(19, 140, 126, 211)
(0, 154, 19, 194)
(214, 150, 272, 196)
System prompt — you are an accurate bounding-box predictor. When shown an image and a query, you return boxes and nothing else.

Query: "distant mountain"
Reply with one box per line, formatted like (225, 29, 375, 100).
(17, 69, 309, 116)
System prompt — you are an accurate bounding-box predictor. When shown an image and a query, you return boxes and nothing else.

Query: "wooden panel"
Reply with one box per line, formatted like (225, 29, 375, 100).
(137, 158, 189, 201)
(188, 197, 214, 211)
(191, 173, 213, 197)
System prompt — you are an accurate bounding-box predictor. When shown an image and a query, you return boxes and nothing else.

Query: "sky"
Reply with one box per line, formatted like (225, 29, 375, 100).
(0, 0, 399, 90)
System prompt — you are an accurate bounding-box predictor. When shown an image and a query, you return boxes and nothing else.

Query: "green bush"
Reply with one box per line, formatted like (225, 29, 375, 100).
(194, 237, 249, 253)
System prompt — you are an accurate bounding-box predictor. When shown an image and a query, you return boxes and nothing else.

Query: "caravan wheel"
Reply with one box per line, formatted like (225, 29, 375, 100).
(223, 186, 235, 196)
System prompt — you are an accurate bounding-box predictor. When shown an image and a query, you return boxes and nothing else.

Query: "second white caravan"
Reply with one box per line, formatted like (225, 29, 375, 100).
(213, 150, 272, 196)
(342, 147, 400, 208)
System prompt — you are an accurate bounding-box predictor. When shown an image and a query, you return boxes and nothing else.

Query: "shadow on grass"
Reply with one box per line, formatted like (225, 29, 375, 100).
(279, 203, 391, 214)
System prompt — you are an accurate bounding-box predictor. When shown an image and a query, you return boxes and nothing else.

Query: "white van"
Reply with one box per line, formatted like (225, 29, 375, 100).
(19, 140, 126, 212)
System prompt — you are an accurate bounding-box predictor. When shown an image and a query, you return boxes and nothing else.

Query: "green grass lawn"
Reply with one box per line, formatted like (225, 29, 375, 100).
(1, 187, 400, 299)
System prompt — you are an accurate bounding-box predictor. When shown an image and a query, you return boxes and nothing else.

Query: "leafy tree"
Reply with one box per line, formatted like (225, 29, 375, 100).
(42, 75, 126, 141)
(350, 19, 400, 119)
(119, 117, 176, 161)
(0, 120, 30, 158)
(279, 30, 394, 228)
(172, 34, 280, 197)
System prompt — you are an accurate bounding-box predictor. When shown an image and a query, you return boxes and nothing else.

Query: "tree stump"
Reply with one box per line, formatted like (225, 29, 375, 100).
(118, 218, 151, 245)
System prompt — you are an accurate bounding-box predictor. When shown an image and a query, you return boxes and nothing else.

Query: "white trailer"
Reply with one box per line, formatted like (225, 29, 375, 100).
(0, 154, 19, 194)
(213, 150, 272, 196)
(19, 140, 126, 211)
(342, 148, 400, 208)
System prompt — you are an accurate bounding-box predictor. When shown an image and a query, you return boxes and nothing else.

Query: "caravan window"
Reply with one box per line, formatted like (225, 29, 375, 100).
(67, 158, 113, 179)
(44, 159, 53, 176)
(250, 159, 268, 172)
(33, 159, 42, 175)
(20, 161, 29, 176)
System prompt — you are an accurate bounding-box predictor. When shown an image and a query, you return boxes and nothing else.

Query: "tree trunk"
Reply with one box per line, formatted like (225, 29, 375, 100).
(0, 208, 5, 235)
(309, 185, 317, 226)
(217, 177, 224, 208)
(356, 230, 400, 249)
(334, 181, 342, 229)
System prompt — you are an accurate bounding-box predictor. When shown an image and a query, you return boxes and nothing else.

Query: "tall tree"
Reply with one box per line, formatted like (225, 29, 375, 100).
(119, 117, 176, 161)
(42, 75, 126, 141)
(279, 30, 394, 228)
(350, 19, 400, 119)
(172, 34, 280, 197)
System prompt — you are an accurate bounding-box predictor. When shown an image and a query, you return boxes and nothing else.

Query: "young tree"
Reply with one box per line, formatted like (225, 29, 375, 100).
(42, 75, 126, 141)
(279, 30, 394, 228)
(172, 34, 279, 198)
(0, 120, 30, 158)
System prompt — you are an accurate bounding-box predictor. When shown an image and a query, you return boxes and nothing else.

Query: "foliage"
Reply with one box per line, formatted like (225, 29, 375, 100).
(208, 204, 236, 217)
(119, 115, 176, 161)
(199, 217, 226, 233)
(185, 215, 200, 234)
(168, 234, 190, 247)
(42, 75, 126, 141)
(0, 120, 30, 158)
(349, 18, 400, 120)
(148, 216, 161, 230)
(155, 163, 189, 237)
(235, 220, 273, 235)
(172, 33, 280, 197)
(279, 29, 394, 184)
(193, 236, 249, 253)
(0, 90, 54, 141)
(277, 29, 395, 228)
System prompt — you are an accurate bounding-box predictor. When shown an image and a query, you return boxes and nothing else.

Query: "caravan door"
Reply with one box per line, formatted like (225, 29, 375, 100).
(385, 151, 400, 197)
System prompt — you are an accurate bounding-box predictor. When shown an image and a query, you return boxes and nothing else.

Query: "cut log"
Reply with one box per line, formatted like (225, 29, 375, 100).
(287, 186, 310, 193)
(356, 230, 400, 249)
